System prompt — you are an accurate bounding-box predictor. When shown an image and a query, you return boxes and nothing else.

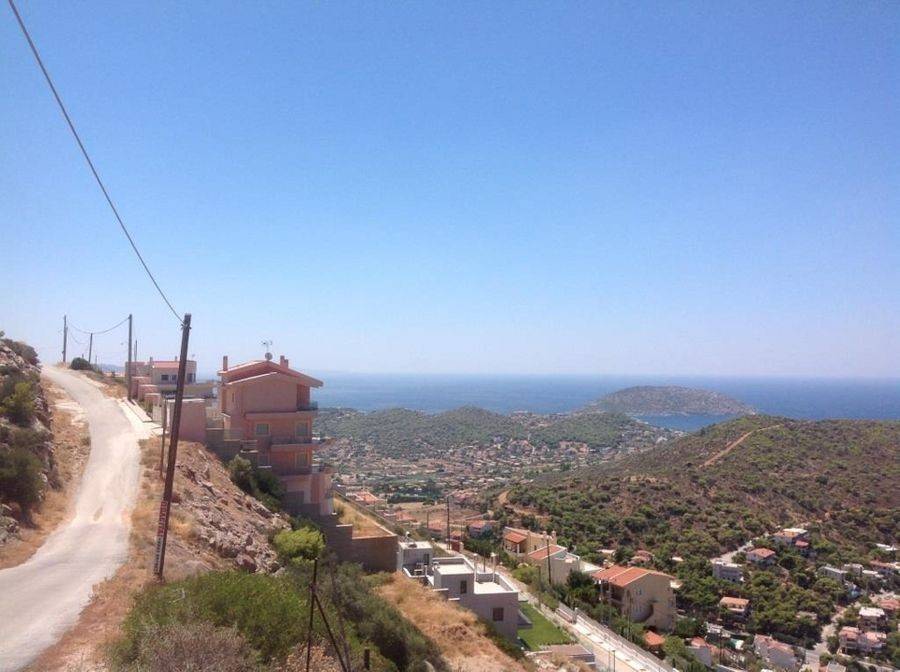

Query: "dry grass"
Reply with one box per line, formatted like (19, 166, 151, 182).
(337, 499, 393, 538)
(377, 572, 528, 672)
(0, 380, 91, 569)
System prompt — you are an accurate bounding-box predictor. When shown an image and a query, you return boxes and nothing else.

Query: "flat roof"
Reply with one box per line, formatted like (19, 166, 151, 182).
(473, 581, 509, 595)
(435, 564, 474, 576)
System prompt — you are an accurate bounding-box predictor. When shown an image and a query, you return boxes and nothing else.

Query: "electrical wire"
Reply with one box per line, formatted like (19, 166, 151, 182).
(68, 314, 129, 336)
(7, 0, 183, 324)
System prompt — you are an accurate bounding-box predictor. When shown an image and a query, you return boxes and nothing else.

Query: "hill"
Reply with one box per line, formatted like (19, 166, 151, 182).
(583, 385, 754, 416)
(509, 415, 899, 560)
(317, 405, 664, 457)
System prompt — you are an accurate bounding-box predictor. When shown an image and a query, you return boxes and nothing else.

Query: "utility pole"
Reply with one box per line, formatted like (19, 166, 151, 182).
(62, 315, 68, 364)
(134, 339, 138, 362)
(153, 313, 191, 580)
(87, 332, 93, 364)
(126, 314, 133, 402)
(446, 495, 450, 548)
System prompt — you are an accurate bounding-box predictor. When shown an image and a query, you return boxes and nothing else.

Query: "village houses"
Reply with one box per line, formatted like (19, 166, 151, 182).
(591, 565, 676, 632)
(746, 547, 776, 567)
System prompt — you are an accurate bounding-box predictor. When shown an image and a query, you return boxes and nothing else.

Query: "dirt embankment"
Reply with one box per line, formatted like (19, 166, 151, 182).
(29, 433, 292, 671)
(377, 572, 528, 672)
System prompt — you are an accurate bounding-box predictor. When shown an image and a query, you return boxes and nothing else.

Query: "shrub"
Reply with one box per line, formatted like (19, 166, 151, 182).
(0, 446, 44, 513)
(274, 528, 324, 564)
(0, 381, 35, 426)
(70, 357, 93, 371)
(123, 622, 257, 672)
(114, 572, 310, 664)
(228, 456, 284, 510)
(1, 338, 38, 366)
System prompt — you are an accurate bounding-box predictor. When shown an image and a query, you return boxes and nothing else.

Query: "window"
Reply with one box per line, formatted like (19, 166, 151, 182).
(296, 422, 310, 438)
(254, 423, 269, 436)
(459, 580, 468, 594)
(492, 607, 504, 622)
(187, 373, 195, 382)
(160, 374, 169, 381)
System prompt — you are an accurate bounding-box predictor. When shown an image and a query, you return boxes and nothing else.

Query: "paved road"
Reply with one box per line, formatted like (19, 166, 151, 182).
(0, 367, 143, 671)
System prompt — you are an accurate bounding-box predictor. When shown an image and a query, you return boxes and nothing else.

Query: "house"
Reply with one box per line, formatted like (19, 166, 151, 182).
(819, 565, 846, 583)
(747, 548, 776, 566)
(630, 549, 654, 566)
(688, 637, 716, 667)
(592, 565, 676, 631)
(719, 596, 750, 620)
(858, 606, 886, 630)
(466, 519, 494, 537)
(501, 526, 555, 557)
(877, 597, 898, 617)
(397, 538, 433, 574)
(712, 560, 744, 583)
(127, 356, 215, 400)
(525, 543, 592, 586)
(869, 560, 897, 579)
(754, 635, 799, 672)
(422, 556, 524, 640)
(839, 626, 886, 654)
(842, 563, 863, 577)
(209, 354, 332, 517)
(772, 528, 809, 547)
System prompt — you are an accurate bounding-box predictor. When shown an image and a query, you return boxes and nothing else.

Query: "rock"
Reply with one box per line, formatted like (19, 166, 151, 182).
(235, 553, 257, 572)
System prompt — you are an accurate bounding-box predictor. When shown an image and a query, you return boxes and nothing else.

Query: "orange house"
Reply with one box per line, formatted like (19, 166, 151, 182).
(218, 354, 332, 516)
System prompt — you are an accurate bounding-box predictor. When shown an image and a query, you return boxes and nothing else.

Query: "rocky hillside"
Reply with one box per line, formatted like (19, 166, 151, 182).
(582, 385, 754, 416)
(508, 415, 899, 560)
(0, 334, 56, 542)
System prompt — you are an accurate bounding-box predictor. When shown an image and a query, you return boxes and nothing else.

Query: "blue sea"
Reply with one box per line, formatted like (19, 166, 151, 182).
(306, 373, 900, 431)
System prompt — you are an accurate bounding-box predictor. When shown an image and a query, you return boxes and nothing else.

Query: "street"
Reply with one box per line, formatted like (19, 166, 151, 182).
(0, 367, 144, 671)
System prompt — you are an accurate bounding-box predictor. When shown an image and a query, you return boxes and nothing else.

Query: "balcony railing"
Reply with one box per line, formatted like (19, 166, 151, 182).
(270, 434, 326, 446)
(297, 401, 318, 411)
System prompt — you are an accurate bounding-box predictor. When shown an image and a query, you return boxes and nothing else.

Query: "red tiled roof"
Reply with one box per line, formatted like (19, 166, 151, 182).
(644, 631, 665, 647)
(592, 565, 670, 587)
(750, 547, 776, 558)
(504, 530, 527, 544)
(526, 544, 565, 562)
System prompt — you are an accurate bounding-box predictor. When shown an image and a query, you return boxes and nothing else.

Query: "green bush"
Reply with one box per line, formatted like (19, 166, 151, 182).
(1, 337, 38, 366)
(273, 527, 325, 564)
(114, 572, 310, 664)
(1, 381, 35, 426)
(227, 456, 284, 510)
(120, 622, 256, 672)
(70, 357, 93, 371)
(0, 446, 44, 513)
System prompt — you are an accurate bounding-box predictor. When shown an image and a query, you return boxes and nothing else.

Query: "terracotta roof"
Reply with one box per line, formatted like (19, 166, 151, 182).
(750, 547, 776, 558)
(592, 564, 670, 587)
(643, 631, 665, 647)
(504, 530, 527, 544)
(720, 596, 750, 608)
(221, 360, 323, 387)
(526, 544, 566, 562)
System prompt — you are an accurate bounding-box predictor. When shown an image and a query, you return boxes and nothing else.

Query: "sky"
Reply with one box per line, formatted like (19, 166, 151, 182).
(1, 2, 898, 377)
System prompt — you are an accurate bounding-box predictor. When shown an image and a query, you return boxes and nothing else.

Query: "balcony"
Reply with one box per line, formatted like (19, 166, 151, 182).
(270, 434, 328, 447)
(297, 401, 318, 411)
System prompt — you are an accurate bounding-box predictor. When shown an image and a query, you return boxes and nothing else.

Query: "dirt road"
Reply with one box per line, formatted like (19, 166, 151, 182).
(0, 367, 143, 671)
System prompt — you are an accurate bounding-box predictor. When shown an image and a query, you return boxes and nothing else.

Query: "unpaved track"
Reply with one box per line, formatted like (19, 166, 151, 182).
(0, 367, 142, 671)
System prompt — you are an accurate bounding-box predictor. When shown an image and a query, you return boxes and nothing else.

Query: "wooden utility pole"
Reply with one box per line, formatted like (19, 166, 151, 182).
(446, 496, 450, 547)
(126, 314, 133, 401)
(87, 332, 93, 364)
(62, 315, 67, 363)
(153, 313, 191, 579)
(134, 339, 138, 362)
(159, 401, 167, 478)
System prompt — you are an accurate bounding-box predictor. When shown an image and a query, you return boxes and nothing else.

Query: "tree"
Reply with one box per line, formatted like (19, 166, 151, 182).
(273, 528, 325, 564)
(0, 446, 44, 513)
(70, 357, 93, 371)
(1, 382, 35, 426)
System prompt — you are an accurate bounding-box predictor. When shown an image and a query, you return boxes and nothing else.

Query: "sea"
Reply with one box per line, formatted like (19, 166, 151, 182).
(302, 373, 900, 431)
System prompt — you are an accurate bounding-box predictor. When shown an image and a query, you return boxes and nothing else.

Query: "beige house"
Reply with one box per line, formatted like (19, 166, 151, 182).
(501, 526, 556, 557)
(592, 565, 676, 632)
(754, 635, 800, 672)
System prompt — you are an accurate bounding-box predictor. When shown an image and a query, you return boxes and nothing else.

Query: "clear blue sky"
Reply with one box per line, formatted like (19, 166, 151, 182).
(2, 2, 897, 377)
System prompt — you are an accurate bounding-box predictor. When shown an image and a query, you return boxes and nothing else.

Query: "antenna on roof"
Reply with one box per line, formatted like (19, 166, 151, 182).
(261, 339, 273, 361)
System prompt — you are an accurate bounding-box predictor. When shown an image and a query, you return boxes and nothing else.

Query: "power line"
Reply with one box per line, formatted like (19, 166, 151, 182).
(7, 0, 182, 325)
(68, 314, 129, 336)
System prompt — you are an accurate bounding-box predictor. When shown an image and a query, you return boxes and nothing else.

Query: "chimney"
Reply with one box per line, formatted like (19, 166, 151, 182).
(149, 356, 154, 365)
(280, 355, 289, 369)
(222, 355, 228, 371)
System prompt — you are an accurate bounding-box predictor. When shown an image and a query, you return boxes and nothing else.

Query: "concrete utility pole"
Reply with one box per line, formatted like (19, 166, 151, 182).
(153, 313, 191, 580)
(126, 314, 133, 402)
(62, 315, 67, 363)
(87, 332, 93, 364)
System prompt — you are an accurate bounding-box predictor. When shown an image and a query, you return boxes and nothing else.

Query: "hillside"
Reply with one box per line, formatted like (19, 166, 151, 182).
(317, 405, 665, 457)
(508, 415, 899, 560)
(583, 385, 754, 416)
